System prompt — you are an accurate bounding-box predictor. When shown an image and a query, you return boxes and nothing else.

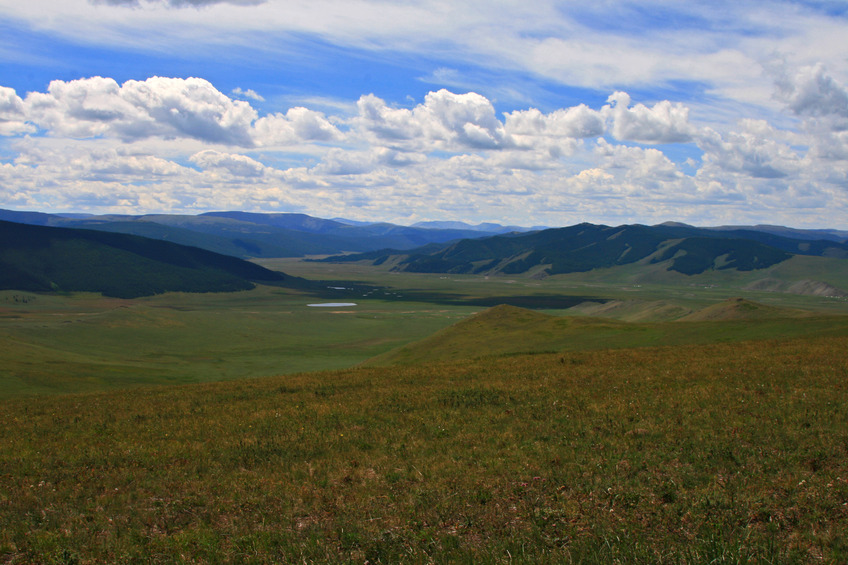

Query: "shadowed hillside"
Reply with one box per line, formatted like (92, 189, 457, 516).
(0, 220, 286, 298)
(325, 222, 848, 277)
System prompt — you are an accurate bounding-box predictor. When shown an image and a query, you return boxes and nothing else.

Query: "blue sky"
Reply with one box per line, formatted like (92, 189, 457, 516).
(1, 1, 848, 228)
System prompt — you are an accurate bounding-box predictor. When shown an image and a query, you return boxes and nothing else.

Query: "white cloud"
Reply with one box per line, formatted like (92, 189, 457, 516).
(253, 107, 341, 147)
(355, 94, 421, 142)
(595, 139, 684, 186)
(0, 86, 34, 135)
(697, 120, 801, 180)
(504, 105, 604, 141)
(355, 89, 508, 150)
(232, 87, 265, 102)
(3, 73, 848, 228)
(311, 147, 375, 176)
(24, 76, 258, 145)
(15, 77, 348, 150)
(773, 63, 848, 120)
(189, 149, 266, 177)
(422, 89, 507, 149)
(603, 91, 697, 144)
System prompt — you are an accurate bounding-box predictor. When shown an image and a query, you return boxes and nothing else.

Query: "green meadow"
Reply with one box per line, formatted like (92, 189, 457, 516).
(2, 258, 848, 562)
(2, 336, 847, 563)
(0, 284, 476, 397)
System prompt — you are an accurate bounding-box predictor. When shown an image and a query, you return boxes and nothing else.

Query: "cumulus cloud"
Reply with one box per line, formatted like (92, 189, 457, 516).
(356, 89, 508, 150)
(504, 105, 604, 140)
(253, 107, 341, 146)
(356, 95, 422, 142)
(4, 74, 848, 227)
(774, 63, 848, 120)
(697, 120, 800, 180)
(14, 76, 346, 149)
(24, 76, 258, 145)
(762, 63, 848, 165)
(594, 139, 684, 188)
(80, 149, 187, 179)
(603, 92, 696, 144)
(423, 90, 507, 148)
(0, 87, 35, 136)
(311, 148, 378, 176)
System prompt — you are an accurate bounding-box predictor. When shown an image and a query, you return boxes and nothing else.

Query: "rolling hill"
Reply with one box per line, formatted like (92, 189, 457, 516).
(364, 299, 832, 366)
(0, 220, 286, 298)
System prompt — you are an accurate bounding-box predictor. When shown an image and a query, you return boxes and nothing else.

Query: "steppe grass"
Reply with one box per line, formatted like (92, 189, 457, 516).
(0, 287, 474, 397)
(366, 303, 848, 367)
(1, 334, 847, 563)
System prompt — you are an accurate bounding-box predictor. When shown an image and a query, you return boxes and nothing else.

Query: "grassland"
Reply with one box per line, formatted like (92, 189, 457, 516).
(3, 258, 848, 562)
(1, 334, 847, 563)
(365, 302, 848, 367)
(0, 286, 477, 397)
(261, 254, 848, 317)
(3, 255, 848, 397)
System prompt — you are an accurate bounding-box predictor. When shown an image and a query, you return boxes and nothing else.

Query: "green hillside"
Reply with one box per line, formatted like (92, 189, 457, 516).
(366, 301, 841, 366)
(0, 220, 285, 298)
(677, 297, 806, 321)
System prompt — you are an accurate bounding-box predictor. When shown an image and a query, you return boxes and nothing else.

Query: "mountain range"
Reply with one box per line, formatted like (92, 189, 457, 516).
(0, 209, 529, 259)
(3, 207, 848, 298)
(323, 222, 848, 277)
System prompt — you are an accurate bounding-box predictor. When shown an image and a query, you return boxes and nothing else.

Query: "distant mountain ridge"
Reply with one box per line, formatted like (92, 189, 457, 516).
(0, 208, 517, 258)
(2, 208, 847, 265)
(410, 220, 547, 233)
(0, 220, 286, 298)
(323, 222, 848, 277)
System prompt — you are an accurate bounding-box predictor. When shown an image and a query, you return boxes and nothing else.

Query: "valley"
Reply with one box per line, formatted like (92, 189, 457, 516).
(3, 251, 848, 397)
(2, 215, 848, 562)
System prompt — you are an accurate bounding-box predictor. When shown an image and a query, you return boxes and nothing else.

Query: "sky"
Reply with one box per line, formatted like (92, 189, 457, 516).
(1, 1, 848, 228)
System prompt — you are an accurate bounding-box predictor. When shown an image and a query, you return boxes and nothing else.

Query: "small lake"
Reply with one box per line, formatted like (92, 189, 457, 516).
(307, 303, 358, 307)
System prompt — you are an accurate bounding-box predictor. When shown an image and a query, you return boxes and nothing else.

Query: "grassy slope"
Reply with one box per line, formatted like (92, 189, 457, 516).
(678, 297, 805, 321)
(548, 254, 848, 298)
(365, 301, 848, 367)
(1, 335, 846, 563)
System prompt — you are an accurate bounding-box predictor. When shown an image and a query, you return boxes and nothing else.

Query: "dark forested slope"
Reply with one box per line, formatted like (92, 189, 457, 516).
(0, 220, 285, 298)
(323, 222, 848, 276)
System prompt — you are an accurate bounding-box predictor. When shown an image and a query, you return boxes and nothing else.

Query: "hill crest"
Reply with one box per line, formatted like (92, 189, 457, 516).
(678, 297, 807, 321)
(366, 298, 819, 366)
